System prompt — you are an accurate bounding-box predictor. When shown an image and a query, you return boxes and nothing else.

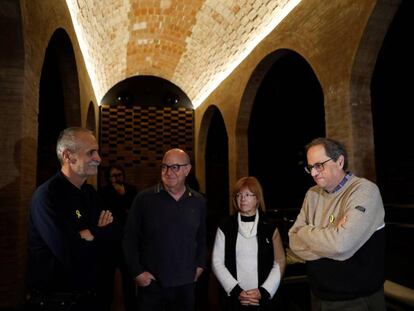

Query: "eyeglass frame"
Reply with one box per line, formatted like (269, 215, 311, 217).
(304, 158, 332, 174)
(110, 172, 124, 178)
(235, 192, 257, 200)
(160, 163, 190, 173)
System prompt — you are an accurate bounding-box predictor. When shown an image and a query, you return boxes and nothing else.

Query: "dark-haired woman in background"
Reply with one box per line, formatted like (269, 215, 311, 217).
(98, 165, 138, 311)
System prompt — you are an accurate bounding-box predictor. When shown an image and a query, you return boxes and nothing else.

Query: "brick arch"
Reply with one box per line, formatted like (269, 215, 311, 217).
(239, 49, 324, 210)
(238, 48, 322, 176)
(198, 104, 229, 191)
(238, 49, 299, 176)
(198, 105, 229, 243)
(349, 0, 401, 181)
(86, 101, 97, 134)
(197, 105, 216, 192)
(37, 28, 81, 185)
(47, 28, 81, 126)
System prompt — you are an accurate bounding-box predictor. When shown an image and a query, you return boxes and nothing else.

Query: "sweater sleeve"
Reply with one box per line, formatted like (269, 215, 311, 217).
(261, 228, 285, 298)
(212, 228, 239, 295)
(289, 193, 323, 261)
(30, 189, 67, 266)
(292, 180, 385, 261)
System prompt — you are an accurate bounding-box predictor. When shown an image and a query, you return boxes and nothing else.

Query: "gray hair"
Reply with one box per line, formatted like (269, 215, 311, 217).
(56, 127, 94, 164)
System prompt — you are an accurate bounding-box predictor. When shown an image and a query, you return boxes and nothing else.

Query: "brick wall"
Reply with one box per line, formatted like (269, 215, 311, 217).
(99, 104, 194, 191)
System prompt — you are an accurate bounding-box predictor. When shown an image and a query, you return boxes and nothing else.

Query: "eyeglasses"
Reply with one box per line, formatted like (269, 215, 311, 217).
(161, 163, 190, 173)
(110, 173, 123, 178)
(235, 193, 256, 200)
(304, 158, 332, 174)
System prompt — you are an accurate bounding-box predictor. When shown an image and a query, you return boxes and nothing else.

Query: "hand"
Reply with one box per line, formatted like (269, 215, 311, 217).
(112, 183, 125, 195)
(79, 229, 94, 241)
(194, 267, 204, 281)
(338, 215, 347, 228)
(135, 271, 156, 287)
(239, 289, 261, 306)
(98, 210, 113, 227)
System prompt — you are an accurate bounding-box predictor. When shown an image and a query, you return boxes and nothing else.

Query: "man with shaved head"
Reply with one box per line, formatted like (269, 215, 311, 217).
(123, 148, 207, 311)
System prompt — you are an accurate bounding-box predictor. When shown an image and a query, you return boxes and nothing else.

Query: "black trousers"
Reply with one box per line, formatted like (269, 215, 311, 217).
(137, 281, 195, 311)
(311, 288, 386, 311)
(97, 249, 137, 311)
(24, 290, 97, 311)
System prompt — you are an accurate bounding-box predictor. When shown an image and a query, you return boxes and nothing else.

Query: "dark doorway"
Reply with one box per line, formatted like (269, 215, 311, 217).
(245, 49, 324, 311)
(37, 28, 80, 185)
(205, 107, 229, 247)
(248, 50, 324, 216)
(202, 106, 229, 311)
(86, 101, 96, 134)
(371, 0, 414, 290)
(372, 0, 414, 207)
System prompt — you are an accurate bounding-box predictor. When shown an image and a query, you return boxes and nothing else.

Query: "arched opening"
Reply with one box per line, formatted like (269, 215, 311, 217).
(372, 0, 414, 207)
(242, 49, 324, 224)
(239, 49, 324, 310)
(99, 76, 194, 191)
(37, 28, 81, 185)
(203, 106, 229, 247)
(86, 101, 96, 134)
(201, 104, 229, 311)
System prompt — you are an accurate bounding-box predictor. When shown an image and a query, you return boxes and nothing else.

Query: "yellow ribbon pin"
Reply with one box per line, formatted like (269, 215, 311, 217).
(329, 214, 335, 223)
(75, 210, 82, 219)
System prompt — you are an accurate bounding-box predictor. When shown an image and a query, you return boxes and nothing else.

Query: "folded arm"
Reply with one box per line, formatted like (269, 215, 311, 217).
(289, 183, 385, 261)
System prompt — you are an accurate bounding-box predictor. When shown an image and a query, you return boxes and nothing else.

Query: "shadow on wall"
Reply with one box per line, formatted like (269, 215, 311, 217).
(0, 136, 37, 309)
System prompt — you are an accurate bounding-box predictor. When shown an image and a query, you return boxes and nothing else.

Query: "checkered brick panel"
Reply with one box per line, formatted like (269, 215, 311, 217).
(100, 104, 194, 190)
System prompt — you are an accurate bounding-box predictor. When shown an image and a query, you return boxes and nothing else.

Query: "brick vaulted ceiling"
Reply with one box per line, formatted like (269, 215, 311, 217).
(66, 0, 300, 108)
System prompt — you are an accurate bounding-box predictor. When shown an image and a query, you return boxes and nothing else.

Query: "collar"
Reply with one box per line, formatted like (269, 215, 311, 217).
(155, 182, 195, 197)
(328, 171, 352, 193)
(240, 214, 256, 222)
(58, 171, 87, 193)
(237, 209, 259, 238)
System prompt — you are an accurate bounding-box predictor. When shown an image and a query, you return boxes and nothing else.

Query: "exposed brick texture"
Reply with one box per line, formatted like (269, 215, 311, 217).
(65, 0, 296, 104)
(1, 0, 401, 309)
(99, 104, 194, 190)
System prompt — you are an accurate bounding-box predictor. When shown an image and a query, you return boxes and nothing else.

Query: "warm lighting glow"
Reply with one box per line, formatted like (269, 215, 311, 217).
(65, 0, 101, 105)
(192, 0, 301, 109)
(65, 0, 301, 109)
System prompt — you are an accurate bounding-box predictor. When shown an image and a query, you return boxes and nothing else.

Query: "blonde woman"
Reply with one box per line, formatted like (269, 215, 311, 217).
(212, 176, 286, 310)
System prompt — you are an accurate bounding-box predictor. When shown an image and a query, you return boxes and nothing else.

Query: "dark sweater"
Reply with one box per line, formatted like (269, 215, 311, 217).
(27, 172, 115, 292)
(307, 227, 385, 300)
(123, 183, 207, 287)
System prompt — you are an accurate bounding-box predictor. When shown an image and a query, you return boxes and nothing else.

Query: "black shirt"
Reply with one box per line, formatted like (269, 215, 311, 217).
(123, 183, 207, 287)
(27, 171, 114, 292)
